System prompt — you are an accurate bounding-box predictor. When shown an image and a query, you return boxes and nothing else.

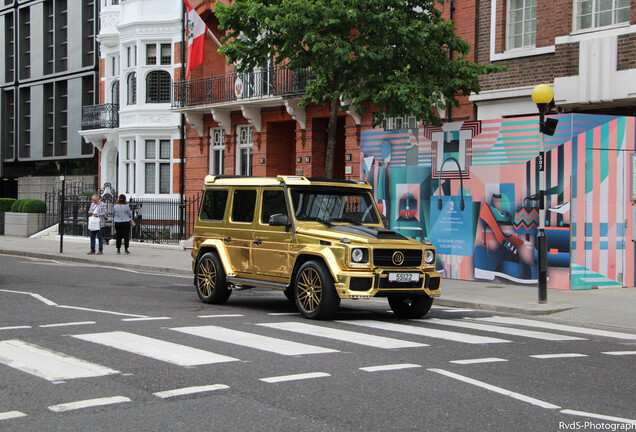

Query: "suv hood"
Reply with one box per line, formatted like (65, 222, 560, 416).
(296, 224, 418, 245)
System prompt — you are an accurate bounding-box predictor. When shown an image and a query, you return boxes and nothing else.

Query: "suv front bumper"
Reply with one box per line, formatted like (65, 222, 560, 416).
(334, 269, 442, 299)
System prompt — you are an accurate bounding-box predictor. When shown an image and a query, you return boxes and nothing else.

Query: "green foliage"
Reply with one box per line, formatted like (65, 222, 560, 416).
(216, 0, 503, 127)
(0, 198, 16, 212)
(80, 189, 98, 197)
(10, 199, 26, 212)
(21, 199, 47, 213)
(9, 199, 46, 213)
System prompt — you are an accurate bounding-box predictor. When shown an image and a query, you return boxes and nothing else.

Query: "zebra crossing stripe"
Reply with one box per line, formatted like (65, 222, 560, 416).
(48, 396, 131, 413)
(260, 372, 330, 383)
(0, 411, 27, 421)
(423, 318, 586, 341)
(154, 384, 229, 399)
(476, 317, 636, 340)
(71, 331, 238, 366)
(450, 358, 508, 365)
(258, 322, 427, 349)
(360, 364, 421, 372)
(0, 339, 119, 381)
(171, 325, 338, 356)
(337, 320, 510, 344)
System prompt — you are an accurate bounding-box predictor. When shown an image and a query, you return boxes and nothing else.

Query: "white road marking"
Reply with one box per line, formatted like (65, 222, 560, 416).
(72, 331, 238, 366)
(198, 314, 244, 318)
(443, 309, 475, 313)
(602, 351, 636, 356)
(476, 316, 636, 340)
(258, 322, 427, 349)
(260, 372, 330, 383)
(171, 325, 338, 356)
(153, 384, 229, 399)
(39, 321, 96, 328)
(0, 339, 119, 381)
(428, 368, 561, 410)
(423, 318, 585, 341)
(267, 313, 300, 316)
(450, 358, 508, 365)
(48, 396, 131, 413)
(360, 364, 421, 372)
(0, 289, 57, 306)
(338, 320, 510, 344)
(56, 305, 145, 318)
(530, 353, 588, 359)
(121, 317, 171, 322)
(0, 411, 27, 421)
(560, 409, 636, 424)
(0, 326, 31, 331)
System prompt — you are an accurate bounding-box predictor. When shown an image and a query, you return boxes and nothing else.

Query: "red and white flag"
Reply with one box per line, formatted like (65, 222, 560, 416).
(183, 0, 206, 78)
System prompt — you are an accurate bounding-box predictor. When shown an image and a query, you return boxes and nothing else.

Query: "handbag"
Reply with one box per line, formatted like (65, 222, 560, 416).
(88, 216, 101, 231)
(130, 218, 136, 227)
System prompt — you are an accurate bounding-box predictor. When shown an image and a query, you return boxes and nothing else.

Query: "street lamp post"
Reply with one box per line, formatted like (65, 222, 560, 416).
(531, 84, 554, 304)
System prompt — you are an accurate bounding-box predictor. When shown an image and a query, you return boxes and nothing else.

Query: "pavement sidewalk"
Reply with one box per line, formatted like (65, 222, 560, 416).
(1, 234, 635, 330)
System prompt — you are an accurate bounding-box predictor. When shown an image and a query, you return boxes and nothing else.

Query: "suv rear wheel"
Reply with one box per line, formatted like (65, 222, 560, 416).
(196, 252, 231, 304)
(388, 295, 433, 318)
(294, 260, 340, 319)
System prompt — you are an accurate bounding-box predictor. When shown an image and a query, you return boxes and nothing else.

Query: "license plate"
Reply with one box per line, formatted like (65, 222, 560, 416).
(388, 272, 420, 283)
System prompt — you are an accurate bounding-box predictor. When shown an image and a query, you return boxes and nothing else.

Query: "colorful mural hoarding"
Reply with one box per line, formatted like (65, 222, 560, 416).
(360, 114, 636, 290)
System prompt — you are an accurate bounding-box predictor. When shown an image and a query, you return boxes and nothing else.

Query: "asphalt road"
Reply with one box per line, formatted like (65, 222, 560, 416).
(1, 254, 635, 432)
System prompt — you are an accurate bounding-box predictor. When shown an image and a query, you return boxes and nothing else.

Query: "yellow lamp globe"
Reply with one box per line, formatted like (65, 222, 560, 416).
(532, 84, 554, 105)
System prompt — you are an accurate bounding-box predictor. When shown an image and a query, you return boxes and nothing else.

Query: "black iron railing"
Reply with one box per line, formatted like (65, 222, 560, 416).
(172, 66, 312, 108)
(81, 103, 119, 130)
(44, 185, 202, 245)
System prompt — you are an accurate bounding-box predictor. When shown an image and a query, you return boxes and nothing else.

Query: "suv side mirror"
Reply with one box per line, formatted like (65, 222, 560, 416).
(269, 213, 289, 226)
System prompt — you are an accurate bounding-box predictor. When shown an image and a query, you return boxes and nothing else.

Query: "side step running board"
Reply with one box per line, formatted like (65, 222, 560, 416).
(227, 277, 288, 290)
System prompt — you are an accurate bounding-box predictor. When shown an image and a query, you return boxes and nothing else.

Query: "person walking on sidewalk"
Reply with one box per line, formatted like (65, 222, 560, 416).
(113, 194, 132, 255)
(88, 194, 107, 255)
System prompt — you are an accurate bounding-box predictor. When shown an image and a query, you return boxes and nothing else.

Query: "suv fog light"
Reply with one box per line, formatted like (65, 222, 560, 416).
(351, 248, 368, 263)
(424, 249, 435, 264)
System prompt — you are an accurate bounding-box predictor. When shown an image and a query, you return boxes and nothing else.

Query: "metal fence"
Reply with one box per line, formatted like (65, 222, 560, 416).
(172, 66, 312, 108)
(44, 183, 201, 245)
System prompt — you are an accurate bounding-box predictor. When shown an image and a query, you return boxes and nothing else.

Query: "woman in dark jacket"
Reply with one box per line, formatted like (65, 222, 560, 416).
(113, 194, 133, 254)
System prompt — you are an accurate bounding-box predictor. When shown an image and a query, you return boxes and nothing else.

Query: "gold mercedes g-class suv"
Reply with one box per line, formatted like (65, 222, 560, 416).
(192, 175, 441, 319)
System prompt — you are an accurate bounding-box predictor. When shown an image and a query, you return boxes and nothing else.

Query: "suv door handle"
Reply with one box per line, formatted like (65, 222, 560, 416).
(253, 239, 262, 246)
(224, 237, 232, 243)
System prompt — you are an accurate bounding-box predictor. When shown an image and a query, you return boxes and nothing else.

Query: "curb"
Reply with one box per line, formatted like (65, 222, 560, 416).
(434, 298, 575, 316)
(0, 248, 191, 277)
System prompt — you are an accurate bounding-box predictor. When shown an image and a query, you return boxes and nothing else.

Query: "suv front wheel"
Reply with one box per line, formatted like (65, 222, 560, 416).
(196, 252, 231, 304)
(294, 260, 340, 319)
(388, 295, 433, 318)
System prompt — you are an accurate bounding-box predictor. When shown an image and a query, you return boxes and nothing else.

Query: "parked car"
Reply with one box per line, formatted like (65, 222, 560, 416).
(192, 175, 441, 319)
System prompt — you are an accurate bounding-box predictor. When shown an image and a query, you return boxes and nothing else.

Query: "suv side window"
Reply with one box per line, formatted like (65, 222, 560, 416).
(232, 189, 256, 223)
(261, 189, 288, 224)
(200, 188, 228, 221)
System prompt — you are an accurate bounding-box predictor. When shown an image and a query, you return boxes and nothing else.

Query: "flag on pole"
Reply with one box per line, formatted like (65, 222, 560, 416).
(183, 0, 206, 78)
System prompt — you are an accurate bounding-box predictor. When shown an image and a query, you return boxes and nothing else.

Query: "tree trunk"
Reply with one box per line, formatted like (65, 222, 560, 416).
(324, 98, 339, 179)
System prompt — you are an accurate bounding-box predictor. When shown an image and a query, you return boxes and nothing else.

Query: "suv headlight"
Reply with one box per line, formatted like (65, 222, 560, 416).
(351, 248, 369, 264)
(424, 249, 435, 264)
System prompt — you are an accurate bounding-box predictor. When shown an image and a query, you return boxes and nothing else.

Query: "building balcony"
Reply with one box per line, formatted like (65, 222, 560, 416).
(81, 104, 120, 130)
(171, 66, 311, 109)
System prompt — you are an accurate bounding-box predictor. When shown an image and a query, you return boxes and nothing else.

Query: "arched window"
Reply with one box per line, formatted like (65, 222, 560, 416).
(111, 80, 120, 106)
(127, 72, 136, 105)
(146, 70, 171, 103)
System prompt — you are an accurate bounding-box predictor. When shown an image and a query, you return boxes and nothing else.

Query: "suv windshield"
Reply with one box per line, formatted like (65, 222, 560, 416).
(290, 186, 380, 224)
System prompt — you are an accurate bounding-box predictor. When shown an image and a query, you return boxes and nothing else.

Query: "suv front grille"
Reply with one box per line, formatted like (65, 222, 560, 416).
(373, 249, 422, 267)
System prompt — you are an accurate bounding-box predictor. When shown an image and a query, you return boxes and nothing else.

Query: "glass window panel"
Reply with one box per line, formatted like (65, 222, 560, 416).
(577, 0, 593, 15)
(596, 10, 612, 26)
(160, 140, 170, 159)
(232, 189, 256, 223)
(146, 44, 156, 65)
(159, 163, 170, 194)
(160, 44, 171, 65)
(596, 0, 612, 11)
(145, 164, 155, 194)
(145, 140, 156, 159)
(615, 7, 630, 23)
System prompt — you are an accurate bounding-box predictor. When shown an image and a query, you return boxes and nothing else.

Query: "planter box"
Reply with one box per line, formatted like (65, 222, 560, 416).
(4, 212, 46, 237)
(0, 212, 4, 235)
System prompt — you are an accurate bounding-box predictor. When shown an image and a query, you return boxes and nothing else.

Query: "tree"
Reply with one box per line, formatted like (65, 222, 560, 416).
(216, 0, 501, 178)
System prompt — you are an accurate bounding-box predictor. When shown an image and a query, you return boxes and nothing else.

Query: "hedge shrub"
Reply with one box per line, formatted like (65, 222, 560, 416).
(21, 199, 47, 213)
(0, 198, 16, 212)
(9, 199, 46, 213)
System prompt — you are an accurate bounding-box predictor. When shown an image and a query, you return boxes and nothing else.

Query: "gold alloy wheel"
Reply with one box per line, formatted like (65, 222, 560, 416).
(297, 267, 323, 313)
(197, 257, 217, 298)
